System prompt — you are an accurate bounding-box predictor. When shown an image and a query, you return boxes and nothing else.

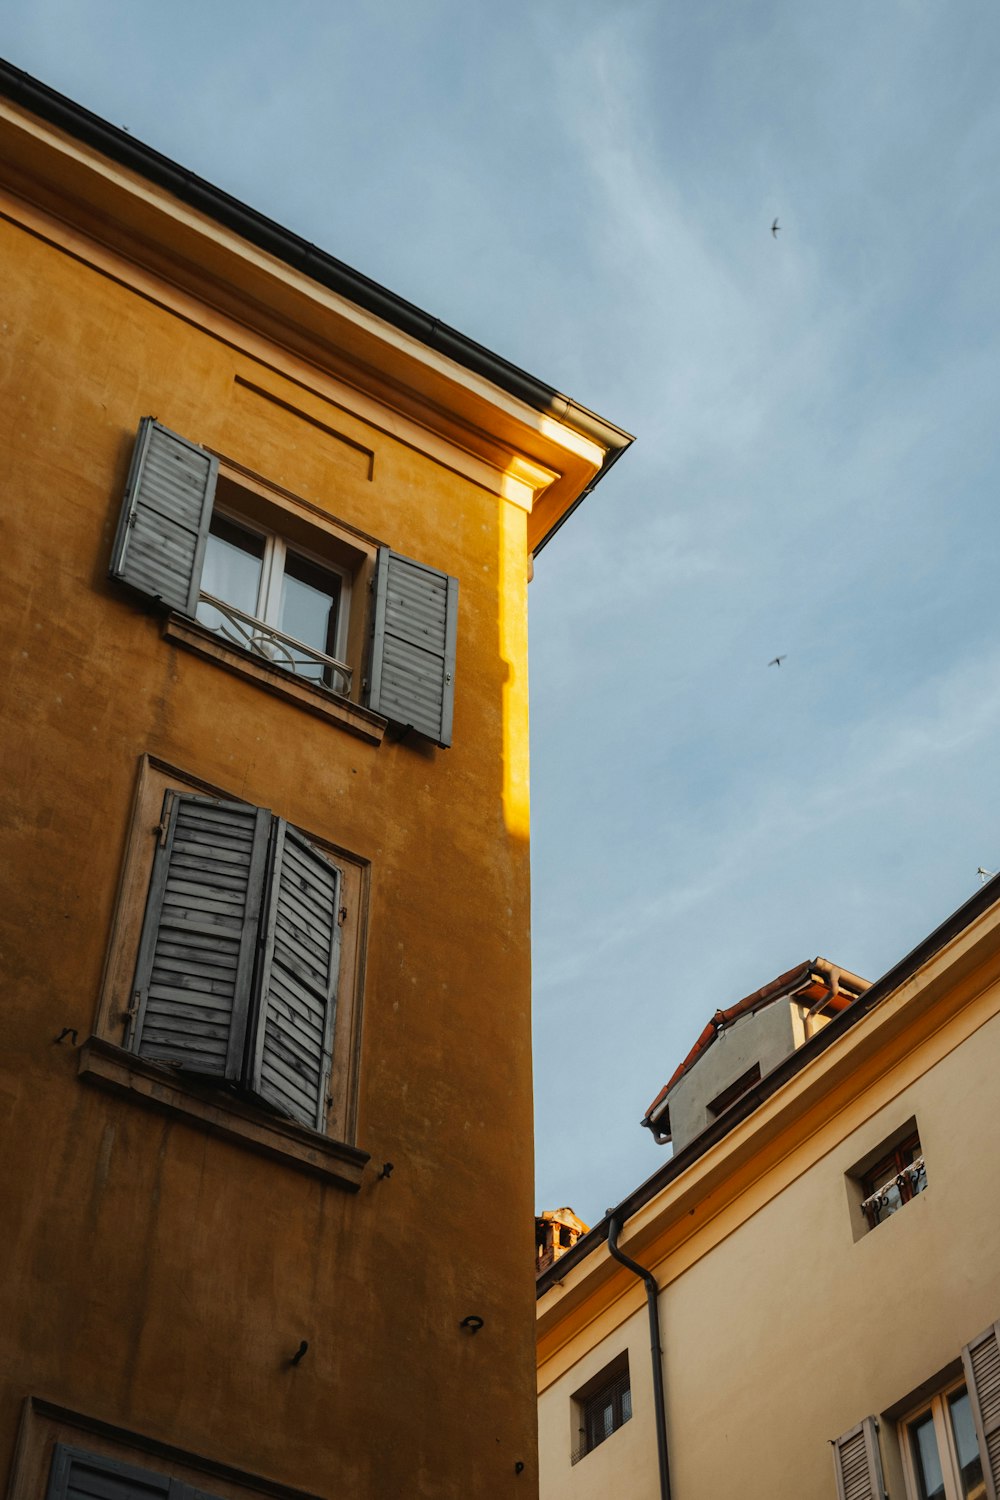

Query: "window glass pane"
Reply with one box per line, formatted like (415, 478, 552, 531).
(910, 1412, 946, 1500)
(197, 516, 264, 634)
(278, 552, 341, 681)
(948, 1390, 986, 1499)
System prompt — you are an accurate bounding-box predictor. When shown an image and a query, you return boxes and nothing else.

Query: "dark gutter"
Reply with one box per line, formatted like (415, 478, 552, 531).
(0, 56, 633, 501)
(607, 1216, 672, 1500)
(539, 872, 1000, 1296)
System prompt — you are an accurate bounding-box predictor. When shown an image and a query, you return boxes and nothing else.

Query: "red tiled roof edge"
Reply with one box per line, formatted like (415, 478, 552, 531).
(642, 960, 817, 1121)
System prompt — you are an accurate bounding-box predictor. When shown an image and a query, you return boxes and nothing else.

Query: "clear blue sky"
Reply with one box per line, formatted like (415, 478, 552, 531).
(4, 1, 999, 1225)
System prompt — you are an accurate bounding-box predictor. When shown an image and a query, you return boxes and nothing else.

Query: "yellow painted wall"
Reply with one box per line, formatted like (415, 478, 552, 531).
(0, 140, 541, 1496)
(538, 921, 1000, 1499)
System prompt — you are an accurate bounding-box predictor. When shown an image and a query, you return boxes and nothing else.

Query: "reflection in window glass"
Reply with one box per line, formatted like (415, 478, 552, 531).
(279, 551, 341, 682)
(948, 1391, 985, 1499)
(911, 1410, 946, 1500)
(197, 516, 264, 634)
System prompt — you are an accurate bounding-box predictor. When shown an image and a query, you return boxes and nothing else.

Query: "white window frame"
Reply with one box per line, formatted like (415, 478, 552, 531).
(899, 1378, 982, 1500)
(201, 506, 352, 690)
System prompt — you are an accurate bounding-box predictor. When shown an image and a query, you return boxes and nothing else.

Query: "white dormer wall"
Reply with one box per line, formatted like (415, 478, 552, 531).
(666, 999, 826, 1153)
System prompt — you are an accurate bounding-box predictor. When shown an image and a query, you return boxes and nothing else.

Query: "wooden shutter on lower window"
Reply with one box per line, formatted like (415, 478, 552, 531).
(131, 793, 271, 1081)
(963, 1322, 1000, 1500)
(47, 1445, 170, 1500)
(367, 546, 458, 748)
(832, 1417, 886, 1500)
(249, 821, 341, 1129)
(47, 1445, 223, 1500)
(110, 417, 217, 615)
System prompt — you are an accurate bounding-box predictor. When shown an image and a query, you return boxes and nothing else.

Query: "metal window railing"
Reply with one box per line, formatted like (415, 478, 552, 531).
(197, 592, 352, 697)
(861, 1155, 927, 1229)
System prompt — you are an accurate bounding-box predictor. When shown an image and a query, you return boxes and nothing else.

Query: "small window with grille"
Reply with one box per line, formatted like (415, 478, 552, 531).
(572, 1354, 632, 1464)
(847, 1119, 927, 1237)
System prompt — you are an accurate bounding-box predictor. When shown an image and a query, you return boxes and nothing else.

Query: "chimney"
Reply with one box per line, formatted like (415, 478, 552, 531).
(535, 1207, 590, 1275)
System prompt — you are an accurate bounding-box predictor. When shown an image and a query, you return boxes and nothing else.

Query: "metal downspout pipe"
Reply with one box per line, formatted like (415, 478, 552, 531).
(607, 1214, 672, 1500)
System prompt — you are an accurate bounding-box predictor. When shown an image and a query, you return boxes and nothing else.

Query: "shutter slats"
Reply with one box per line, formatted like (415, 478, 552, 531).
(132, 796, 269, 1080)
(110, 419, 216, 615)
(131, 796, 343, 1132)
(832, 1418, 884, 1500)
(47, 1445, 223, 1500)
(367, 547, 458, 747)
(251, 823, 340, 1128)
(963, 1322, 1000, 1500)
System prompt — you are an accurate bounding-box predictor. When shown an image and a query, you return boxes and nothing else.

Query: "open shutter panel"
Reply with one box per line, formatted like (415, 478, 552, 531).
(832, 1417, 886, 1500)
(963, 1322, 1000, 1500)
(47, 1446, 224, 1500)
(367, 547, 458, 747)
(131, 794, 271, 1081)
(47, 1445, 171, 1500)
(249, 821, 341, 1129)
(110, 417, 217, 615)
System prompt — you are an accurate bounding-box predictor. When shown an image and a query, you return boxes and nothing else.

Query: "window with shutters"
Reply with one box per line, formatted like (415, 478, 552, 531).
(833, 1322, 1000, 1500)
(571, 1354, 632, 1464)
(899, 1382, 985, 1500)
(90, 757, 368, 1174)
(110, 418, 459, 748)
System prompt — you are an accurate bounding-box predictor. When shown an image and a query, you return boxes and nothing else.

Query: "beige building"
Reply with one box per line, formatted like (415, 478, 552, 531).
(537, 889, 1000, 1500)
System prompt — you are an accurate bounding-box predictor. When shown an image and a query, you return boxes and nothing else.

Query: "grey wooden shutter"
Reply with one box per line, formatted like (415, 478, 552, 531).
(47, 1445, 170, 1500)
(963, 1321, 1000, 1500)
(130, 793, 271, 1081)
(47, 1445, 223, 1500)
(832, 1417, 886, 1500)
(249, 820, 341, 1129)
(367, 546, 458, 747)
(110, 417, 217, 615)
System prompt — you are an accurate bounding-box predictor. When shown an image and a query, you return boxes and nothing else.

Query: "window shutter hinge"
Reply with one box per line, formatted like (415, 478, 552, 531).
(123, 991, 141, 1024)
(339, 906, 348, 925)
(126, 506, 138, 529)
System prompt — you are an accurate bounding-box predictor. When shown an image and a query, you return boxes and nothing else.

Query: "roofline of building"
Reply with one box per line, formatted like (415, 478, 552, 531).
(537, 871, 1000, 1296)
(0, 56, 632, 555)
(641, 956, 869, 1127)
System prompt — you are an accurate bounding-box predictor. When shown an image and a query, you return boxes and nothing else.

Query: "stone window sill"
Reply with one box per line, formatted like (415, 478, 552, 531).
(162, 614, 387, 746)
(78, 1036, 369, 1191)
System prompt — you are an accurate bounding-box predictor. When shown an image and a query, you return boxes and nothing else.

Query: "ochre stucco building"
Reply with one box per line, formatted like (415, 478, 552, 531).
(0, 61, 631, 1500)
(537, 905, 1000, 1500)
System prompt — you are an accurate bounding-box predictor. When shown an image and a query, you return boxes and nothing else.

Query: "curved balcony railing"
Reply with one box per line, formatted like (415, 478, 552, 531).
(861, 1156, 927, 1229)
(196, 592, 352, 697)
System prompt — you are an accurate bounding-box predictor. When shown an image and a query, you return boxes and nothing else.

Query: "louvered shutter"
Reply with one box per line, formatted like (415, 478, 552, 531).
(249, 821, 341, 1129)
(47, 1445, 223, 1500)
(832, 1417, 886, 1500)
(963, 1321, 1000, 1500)
(131, 794, 271, 1081)
(47, 1444, 170, 1500)
(367, 547, 458, 747)
(110, 417, 217, 615)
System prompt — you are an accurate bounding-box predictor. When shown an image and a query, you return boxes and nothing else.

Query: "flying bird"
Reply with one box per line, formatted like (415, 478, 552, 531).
(771, 218, 780, 237)
(768, 656, 786, 667)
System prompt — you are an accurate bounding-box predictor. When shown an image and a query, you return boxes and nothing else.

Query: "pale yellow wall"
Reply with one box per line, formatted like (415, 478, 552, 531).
(538, 938, 1000, 1500)
(538, 1309, 654, 1500)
